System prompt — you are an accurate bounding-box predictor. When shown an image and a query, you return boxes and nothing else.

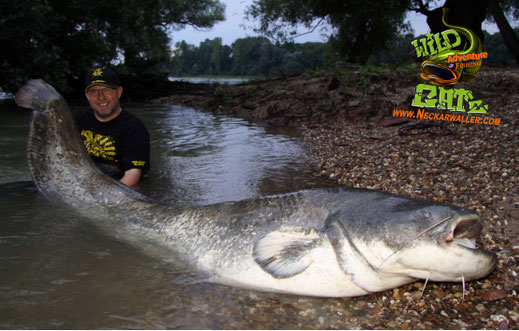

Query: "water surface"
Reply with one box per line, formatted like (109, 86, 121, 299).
(168, 77, 251, 85)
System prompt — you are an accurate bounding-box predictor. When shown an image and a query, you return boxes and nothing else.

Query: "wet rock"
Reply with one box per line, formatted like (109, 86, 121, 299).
(348, 100, 361, 107)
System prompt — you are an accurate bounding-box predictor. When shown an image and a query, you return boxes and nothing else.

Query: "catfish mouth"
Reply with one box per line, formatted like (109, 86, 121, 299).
(443, 215, 484, 250)
(420, 61, 458, 85)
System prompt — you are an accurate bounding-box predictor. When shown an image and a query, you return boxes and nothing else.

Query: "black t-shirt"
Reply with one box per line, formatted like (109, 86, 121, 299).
(74, 108, 150, 179)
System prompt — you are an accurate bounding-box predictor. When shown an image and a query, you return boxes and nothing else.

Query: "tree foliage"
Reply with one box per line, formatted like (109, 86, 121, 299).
(170, 29, 516, 78)
(247, 0, 519, 65)
(0, 0, 225, 93)
(485, 0, 519, 20)
(246, 0, 410, 64)
(484, 28, 519, 64)
(171, 38, 232, 75)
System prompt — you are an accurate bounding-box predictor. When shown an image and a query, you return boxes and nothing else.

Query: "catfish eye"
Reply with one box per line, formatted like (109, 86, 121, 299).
(424, 212, 432, 218)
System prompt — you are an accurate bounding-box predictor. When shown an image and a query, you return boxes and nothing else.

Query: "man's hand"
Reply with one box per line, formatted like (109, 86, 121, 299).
(120, 168, 142, 187)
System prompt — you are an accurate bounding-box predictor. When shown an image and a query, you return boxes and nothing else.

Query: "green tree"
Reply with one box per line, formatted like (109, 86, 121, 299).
(257, 42, 285, 76)
(196, 39, 215, 74)
(210, 38, 223, 75)
(231, 37, 273, 75)
(487, 0, 519, 64)
(296, 42, 326, 69)
(220, 44, 234, 74)
(367, 33, 416, 65)
(172, 41, 198, 75)
(0, 0, 225, 93)
(247, 0, 519, 65)
(172, 38, 233, 76)
(484, 29, 518, 65)
(246, 0, 410, 64)
(285, 60, 304, 75)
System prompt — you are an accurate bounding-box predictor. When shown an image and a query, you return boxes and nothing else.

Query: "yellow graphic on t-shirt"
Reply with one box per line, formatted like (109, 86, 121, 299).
(80, 130, 117, 162)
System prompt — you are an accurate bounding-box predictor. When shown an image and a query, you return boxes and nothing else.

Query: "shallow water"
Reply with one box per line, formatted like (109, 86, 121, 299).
(0, 101, 350, 329)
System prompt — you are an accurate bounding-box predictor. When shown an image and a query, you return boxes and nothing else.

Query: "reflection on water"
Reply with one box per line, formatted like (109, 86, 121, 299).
(0, 102, 343, 329)
(135, 104, 334, 204)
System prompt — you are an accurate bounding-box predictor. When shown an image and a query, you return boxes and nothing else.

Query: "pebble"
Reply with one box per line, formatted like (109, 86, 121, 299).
(482, 289, 508, 301)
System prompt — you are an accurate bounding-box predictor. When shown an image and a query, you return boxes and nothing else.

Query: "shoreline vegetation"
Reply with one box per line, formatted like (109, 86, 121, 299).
(153, 64, 519, 329)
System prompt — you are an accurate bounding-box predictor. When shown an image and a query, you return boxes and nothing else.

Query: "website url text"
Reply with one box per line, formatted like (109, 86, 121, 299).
(393, 108, 501, 126)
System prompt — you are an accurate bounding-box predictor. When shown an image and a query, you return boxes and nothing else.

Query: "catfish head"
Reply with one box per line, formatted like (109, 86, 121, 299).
(323, 193, 497, 293)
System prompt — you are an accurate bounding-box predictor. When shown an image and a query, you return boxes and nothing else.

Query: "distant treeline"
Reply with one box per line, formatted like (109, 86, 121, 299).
(166, 37, 328, 77)
(166, 29, 517, 77)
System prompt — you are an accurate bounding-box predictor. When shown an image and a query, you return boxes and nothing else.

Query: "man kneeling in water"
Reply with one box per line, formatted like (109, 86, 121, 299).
(75, 66, 150, 187)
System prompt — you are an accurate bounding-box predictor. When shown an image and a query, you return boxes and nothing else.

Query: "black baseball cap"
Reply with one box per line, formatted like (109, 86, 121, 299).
(85, 66, 120, 91)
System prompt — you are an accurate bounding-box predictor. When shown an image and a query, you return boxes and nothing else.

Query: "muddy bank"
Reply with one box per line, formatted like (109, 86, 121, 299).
(153, 63, 420, 127)
(154, 63, 517, 125)
(154, 65, 519, 329)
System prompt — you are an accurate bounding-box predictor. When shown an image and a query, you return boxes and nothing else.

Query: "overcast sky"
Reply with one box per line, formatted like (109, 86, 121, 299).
(170, 0, 502, 46)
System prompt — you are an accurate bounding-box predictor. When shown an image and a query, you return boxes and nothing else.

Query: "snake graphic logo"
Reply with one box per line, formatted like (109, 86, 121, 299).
(80, 130, 117, 162)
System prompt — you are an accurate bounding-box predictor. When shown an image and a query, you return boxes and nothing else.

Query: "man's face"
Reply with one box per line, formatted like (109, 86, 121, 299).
(85, 86, 123, 121)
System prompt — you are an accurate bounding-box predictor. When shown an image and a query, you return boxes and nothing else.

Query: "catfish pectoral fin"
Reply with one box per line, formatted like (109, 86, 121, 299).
(253, 227, 323, 279)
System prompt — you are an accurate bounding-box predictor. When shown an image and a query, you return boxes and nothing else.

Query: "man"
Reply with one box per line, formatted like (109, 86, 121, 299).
(75, 66, 150, 187)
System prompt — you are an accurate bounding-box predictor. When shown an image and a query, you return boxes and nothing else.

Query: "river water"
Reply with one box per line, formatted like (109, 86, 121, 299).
(168, 77, 250, 85)
(0, 100, 352, 329)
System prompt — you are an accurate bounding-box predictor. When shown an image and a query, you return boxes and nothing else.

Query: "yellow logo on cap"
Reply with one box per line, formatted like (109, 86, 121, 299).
(92, 68, 103, 76)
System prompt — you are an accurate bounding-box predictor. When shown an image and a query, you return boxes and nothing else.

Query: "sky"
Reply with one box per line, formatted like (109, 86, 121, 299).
(170, 0, 503, 46)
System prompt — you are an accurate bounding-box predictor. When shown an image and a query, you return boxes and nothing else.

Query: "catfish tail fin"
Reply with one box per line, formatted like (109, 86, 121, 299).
(15, 79, 62, 111)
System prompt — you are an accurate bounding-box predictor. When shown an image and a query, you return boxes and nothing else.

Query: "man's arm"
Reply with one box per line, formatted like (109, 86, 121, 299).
(120, 168, 142, 187)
